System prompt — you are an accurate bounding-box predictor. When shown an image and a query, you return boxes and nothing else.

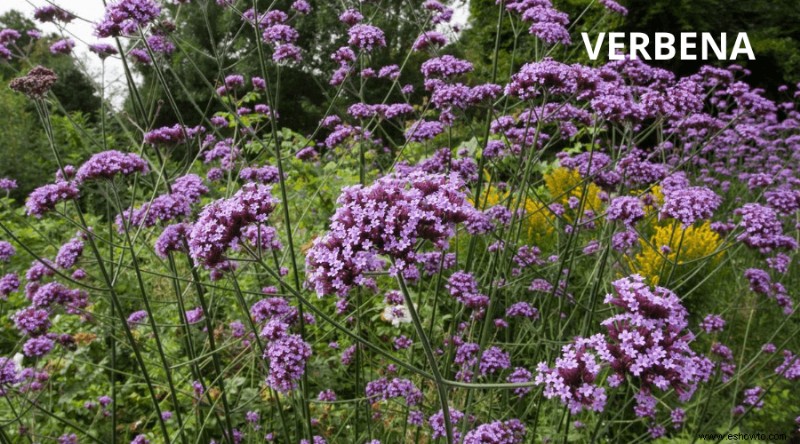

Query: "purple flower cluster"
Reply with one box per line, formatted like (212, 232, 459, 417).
(55, 237, 84, 269)
(96, 0, 161, 37)
(660, 186, 721, 227)
(0, 178, 17, 191)
(306, 172, 479, 296)
(535, 338, 608, 414)
(347, 24, 386, 52)
(537, 275, 713, 418)
(26, 181, 80, 218)
(0, 241, 15, 262)
(9, 66, 58, 99)
(264, 334, 312, 393)
(735, 203, 797, 253)
(117, 174, 208, 232)
(606, 196, 645, 226)
(365, 377, 423, 406)
(447, 271, 489, 309)
(462, 419, 526, 444)
(239, 166, 282, 184)
(188, 183, 278, 266)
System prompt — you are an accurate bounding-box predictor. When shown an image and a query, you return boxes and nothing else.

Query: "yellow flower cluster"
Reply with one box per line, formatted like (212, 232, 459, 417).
(543, 167, 603, 214)
(629, 221, 723, 285)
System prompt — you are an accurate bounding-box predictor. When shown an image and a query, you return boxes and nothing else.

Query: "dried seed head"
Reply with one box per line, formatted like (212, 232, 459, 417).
(9, 65, 58, 99)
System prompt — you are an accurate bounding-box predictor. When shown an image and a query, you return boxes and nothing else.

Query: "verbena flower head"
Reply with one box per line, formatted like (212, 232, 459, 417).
(9, 66, 58, 99)
(735, 203, 797, 252)
(659, 186, 721, 227)
(75, 150, 149, 183)
(55, 237, 84, 269)
(89, 43, 118, 58)
(96, 0, 161, 37)
(606, 196, 645, 227)
(305, 171, 479, 297)
(26, 181, 80, 218)
(49, 38, 75, 55)
(505, 58, 576, 100)
(0, 241, 15, 262)
(189, 183, 279, 266)
(0, 178, 17, 191)
(462, 419, 526, 444)
(264, 334, 312, 393)
(347, 24, 386, 52)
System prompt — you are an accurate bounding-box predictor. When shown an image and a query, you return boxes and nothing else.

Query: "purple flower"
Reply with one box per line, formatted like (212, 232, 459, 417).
(116, 178, 207, 233)
(341, 345, 357, 366)
(262, 24, 299, 44)
(185, 307, 204, 324)
(189, 183, 279, 266)
(0, 357, 20, 385)
(89, 43, 119, 58)
(365, 377, 423, 406)
(144, 124, 204, 145)
(26, 181, 80, 217)
(129, 49, 152, 65)
(535, 339, 607, 414)
(12, 307, 51, 336)
(599, 0, 628, 15)
(317, 389, 336, 402)
(775, 350, 800, 380)
(58, 434, 79, 444)
(506, 302, 539, 320)
(155, 223, 191, 258)
(700, 314, 725, 333)
(34, 6, 75, 23)
(421, 55, 473, 79)
(240, 166, 282, 184)
(480, 346, 511, 376)
(127, 310, 148, 328)
(447, 271, 489, 309)
(96, 0, 161, 37)
(506, 367, 533, 397)
(462, 419, 526, 444)
(660, 186, 721, 227)
(347, 24, 386, 52)
(0, 273, 20, 299)
(292, 0, 311, 14)
(735, 203, 797, 252)
(0, 178, 18, 191)
(296, 147, 317, 160)
(429, 409, 464, 441)
(505, 58, 576, 99)
(412, 31, 447, 51)
(130, 435, 150, 444)
(55, 237, 84, 269)
(305, 172, 479, 297)
(405, 120, 444, 142)
(264, 334, 312, 393)
(742, 386, 764, 409)
(606, 196, 645, 226)
(338, 9, 363, 25)
(49, 38, 75, 55)
(0, 241, 15, 262)
(23, 336, 54, 357)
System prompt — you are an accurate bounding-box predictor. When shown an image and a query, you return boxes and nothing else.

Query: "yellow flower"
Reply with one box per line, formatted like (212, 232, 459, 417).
(629, 221, 723, 285)
(470, 181, 508, 210)
(523, 197, 555, 243)
(544, 167, 603, 214)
